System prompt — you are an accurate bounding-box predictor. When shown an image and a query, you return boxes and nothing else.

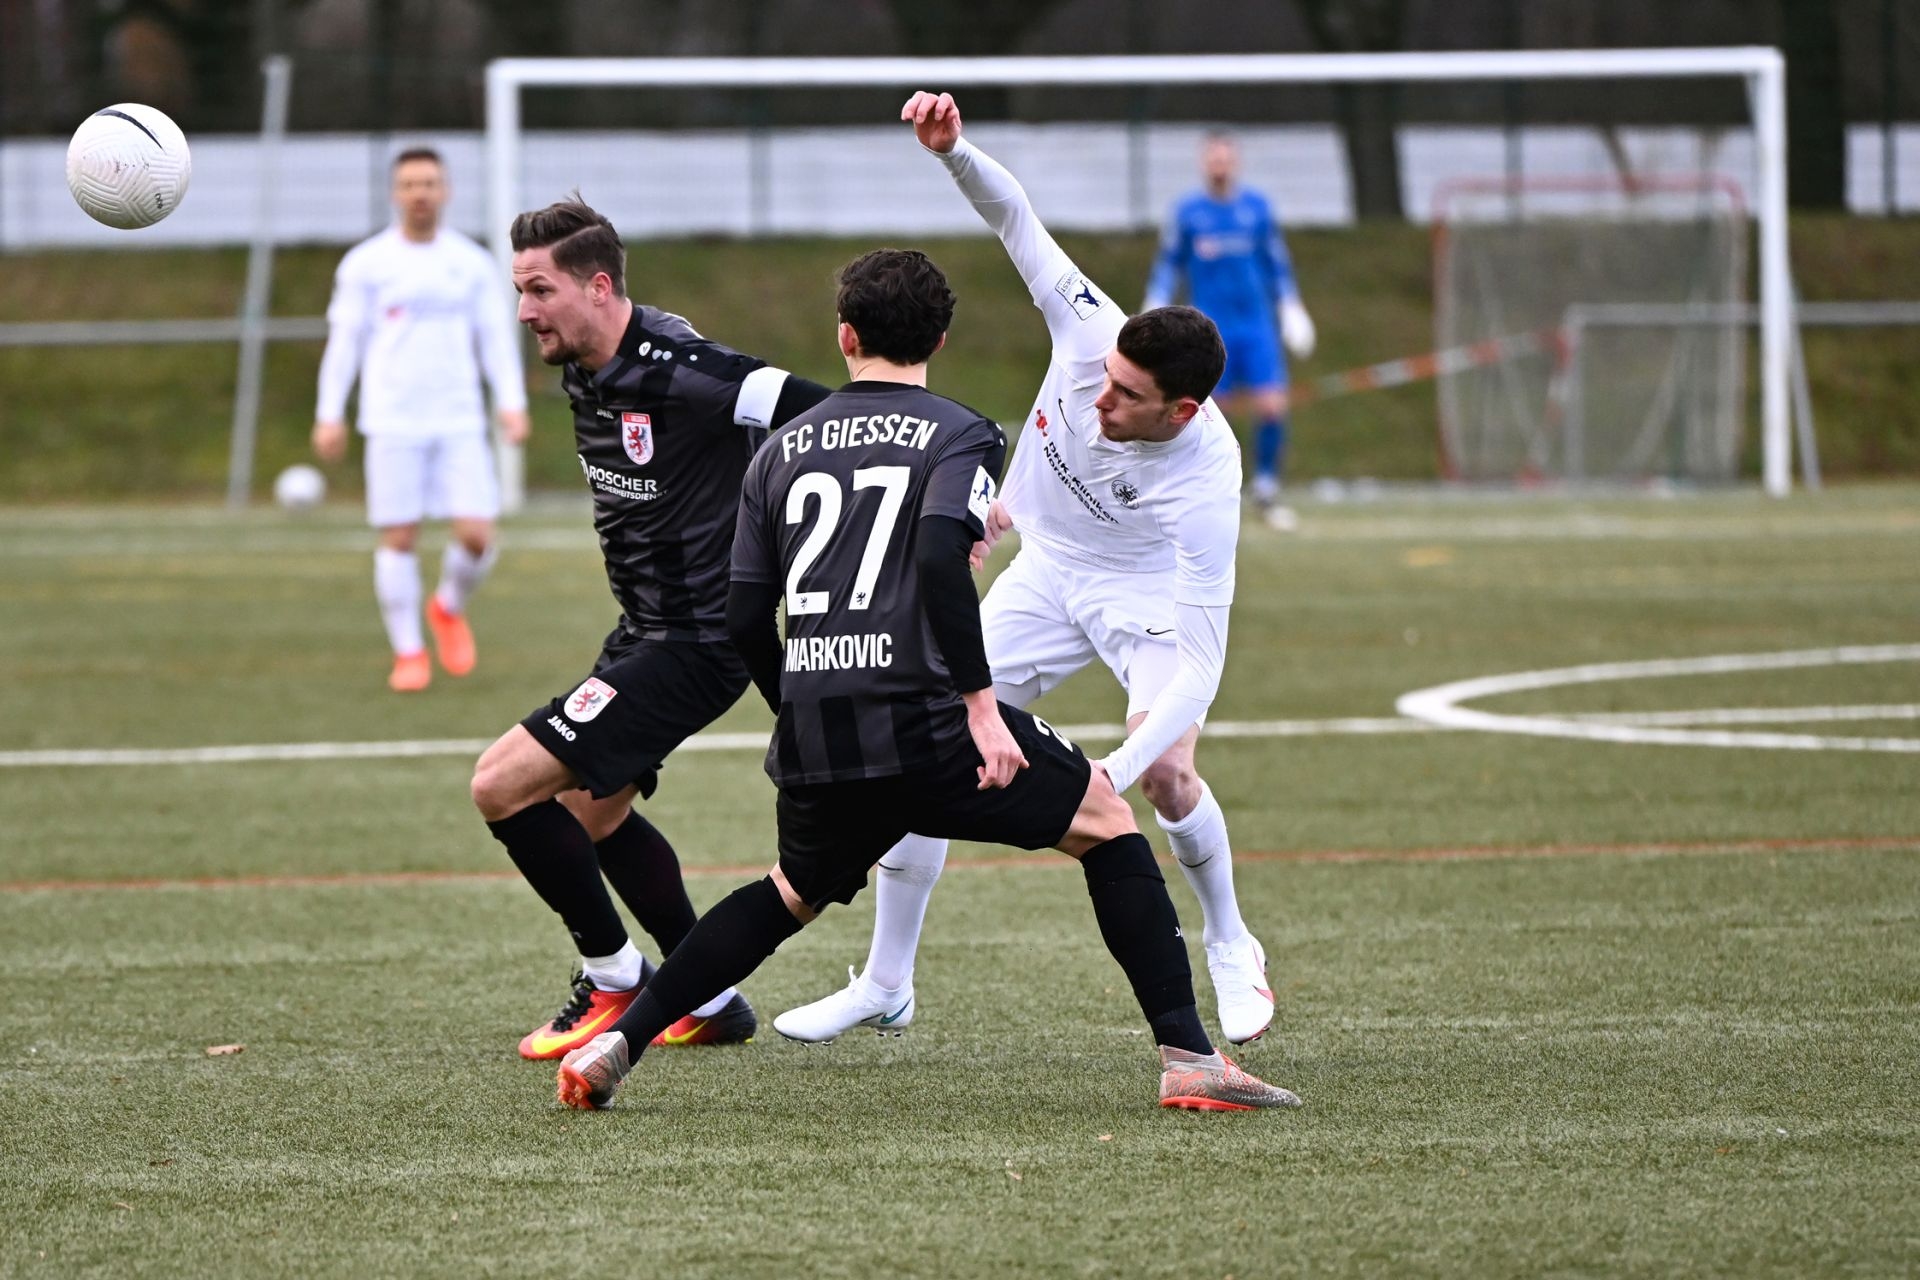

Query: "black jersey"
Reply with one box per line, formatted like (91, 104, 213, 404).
(562, 304, 826, 642)
(732, 381, 1007, 786)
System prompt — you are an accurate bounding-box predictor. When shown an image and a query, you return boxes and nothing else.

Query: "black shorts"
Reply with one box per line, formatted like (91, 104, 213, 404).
(520, 626, 749, 801)
(775, 703, 1092, 911)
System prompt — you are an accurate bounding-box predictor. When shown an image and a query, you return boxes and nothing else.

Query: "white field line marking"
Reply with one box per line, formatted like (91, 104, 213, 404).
(3, 704, 1916, 769)
(1397, 645, 1920, 752)
(1, 512, 1916, 559)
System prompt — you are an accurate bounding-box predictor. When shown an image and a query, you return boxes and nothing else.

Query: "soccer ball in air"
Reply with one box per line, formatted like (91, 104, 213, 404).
(66, 103, 192, 229)
(273, 465, 328, 510)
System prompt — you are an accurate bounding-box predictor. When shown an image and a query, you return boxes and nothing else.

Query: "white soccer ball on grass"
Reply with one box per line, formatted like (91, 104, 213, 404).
(273, 464, 328, 510)
(66, 103, 192, 229)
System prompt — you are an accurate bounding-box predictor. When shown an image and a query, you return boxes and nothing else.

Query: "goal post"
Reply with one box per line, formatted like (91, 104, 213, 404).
(484, 48, 1794, 507)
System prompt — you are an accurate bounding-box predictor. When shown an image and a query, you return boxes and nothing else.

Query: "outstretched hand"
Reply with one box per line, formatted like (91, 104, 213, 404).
(966, 696, 1028, 790)
(901, 91, 963, 154)
(967, 499, 1013, 572)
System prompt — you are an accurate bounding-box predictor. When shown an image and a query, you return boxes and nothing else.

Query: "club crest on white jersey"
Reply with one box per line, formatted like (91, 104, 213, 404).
(564, 677, 619, 723)
(621, 413, 654, 466)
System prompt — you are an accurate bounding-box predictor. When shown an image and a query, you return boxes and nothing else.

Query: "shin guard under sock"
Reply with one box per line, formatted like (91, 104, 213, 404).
(607, 876, 804, 1056)
(486, 799, 629, 959)
(594, 811, 700, 955)
(1081, 833, 1212, 1056)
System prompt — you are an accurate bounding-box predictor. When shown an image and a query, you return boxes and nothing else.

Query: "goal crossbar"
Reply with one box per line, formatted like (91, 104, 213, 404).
(485, 48, 1792, 503)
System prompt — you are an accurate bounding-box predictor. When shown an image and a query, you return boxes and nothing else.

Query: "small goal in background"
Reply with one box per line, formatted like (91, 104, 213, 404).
(1433, 174, 1749, 487)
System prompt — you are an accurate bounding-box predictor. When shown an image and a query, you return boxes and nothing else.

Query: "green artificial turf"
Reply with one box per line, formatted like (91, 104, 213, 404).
(1, 490, 1917, 1276)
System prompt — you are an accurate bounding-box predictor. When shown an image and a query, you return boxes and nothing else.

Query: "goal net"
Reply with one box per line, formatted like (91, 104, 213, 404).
(1434, 175, 1749, 485)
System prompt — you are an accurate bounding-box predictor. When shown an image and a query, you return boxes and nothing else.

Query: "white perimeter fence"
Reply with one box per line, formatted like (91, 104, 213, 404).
(5, 121, 1919, 249)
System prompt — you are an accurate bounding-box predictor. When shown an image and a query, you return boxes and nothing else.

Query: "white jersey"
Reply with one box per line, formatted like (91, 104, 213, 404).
(934, 140, 1243, 601)
(933, 138, 1243, 792)
(316, 226, 527, 439)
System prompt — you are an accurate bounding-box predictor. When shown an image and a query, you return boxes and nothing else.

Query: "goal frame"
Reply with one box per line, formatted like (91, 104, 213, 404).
(484, 49, 1793, 508)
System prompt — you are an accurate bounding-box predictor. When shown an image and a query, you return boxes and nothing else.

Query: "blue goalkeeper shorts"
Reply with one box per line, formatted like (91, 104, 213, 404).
(1215, 322, 1286, 397)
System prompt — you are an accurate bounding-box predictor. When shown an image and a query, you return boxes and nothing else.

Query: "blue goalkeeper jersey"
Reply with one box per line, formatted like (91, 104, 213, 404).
(1145, 188, 1298, 332)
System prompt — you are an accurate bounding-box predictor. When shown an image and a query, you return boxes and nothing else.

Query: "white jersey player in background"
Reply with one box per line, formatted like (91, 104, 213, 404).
(776, 91, 1275, 1047)
(314, 147, 529, 692)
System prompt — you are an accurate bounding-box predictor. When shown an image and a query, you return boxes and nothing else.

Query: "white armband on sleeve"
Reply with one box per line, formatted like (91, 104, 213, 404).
(733, 365, 791, 429)
(1095, 600, 1229, 795)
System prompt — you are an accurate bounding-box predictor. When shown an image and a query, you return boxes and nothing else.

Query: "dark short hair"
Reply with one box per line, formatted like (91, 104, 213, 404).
(509, 192, 627, 297)
(1117, 306, 1226, 404)
(391, 146, 443, 171)
(835, 249, 954, 366)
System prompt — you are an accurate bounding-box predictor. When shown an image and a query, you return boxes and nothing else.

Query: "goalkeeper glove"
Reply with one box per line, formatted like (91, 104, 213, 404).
(1280, 296, 1316, 359)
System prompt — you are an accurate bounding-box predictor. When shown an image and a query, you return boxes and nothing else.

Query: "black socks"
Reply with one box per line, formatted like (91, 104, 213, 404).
(1081, 833, 1212, 1056)
(608, 876, 805, 1054)
(486, 799, 629, 958)
(594, 811, 700, 955)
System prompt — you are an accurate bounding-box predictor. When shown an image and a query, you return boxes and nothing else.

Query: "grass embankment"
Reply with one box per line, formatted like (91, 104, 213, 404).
(3, 216, 1917, 500)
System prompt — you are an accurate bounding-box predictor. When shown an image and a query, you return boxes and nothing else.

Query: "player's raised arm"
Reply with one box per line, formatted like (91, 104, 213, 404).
(900, 90, 1121, 364)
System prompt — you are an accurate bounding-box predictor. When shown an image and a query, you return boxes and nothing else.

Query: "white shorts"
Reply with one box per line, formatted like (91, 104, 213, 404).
(981, 546, 1184, 720)
(362, 432, 500, 528)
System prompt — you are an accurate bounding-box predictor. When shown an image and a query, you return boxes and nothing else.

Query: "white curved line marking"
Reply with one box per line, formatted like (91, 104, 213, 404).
(3, 699, 1918, 770)
(1396, 645, 1920, 752)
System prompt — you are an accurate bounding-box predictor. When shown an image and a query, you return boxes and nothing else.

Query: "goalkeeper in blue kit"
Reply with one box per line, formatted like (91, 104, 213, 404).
(1145, 133, 1316, 530)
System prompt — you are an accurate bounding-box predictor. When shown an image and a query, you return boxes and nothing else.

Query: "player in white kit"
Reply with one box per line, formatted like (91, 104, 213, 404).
(776, 91, 1276, 1047)
(314, 147, 529, 692)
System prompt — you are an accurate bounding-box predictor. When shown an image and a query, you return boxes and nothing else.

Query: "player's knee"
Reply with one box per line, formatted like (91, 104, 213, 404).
(378, 524, 420, 553)
(469, 762, 515, 822)
(1069, 768, 1138, 848)
(452, 521, 493, 557)
(768, 865, 819, 925)
(1139, 758, 1201, 821)
(470, 742, 528, 822)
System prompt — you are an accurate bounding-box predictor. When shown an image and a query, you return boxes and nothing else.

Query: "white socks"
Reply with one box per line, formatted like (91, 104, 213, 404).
(1157, 782, 1248, 947)
(581, 939, 645, 992)
(434, 541, 497, 615)
(862, 833, 949, 991)
(373, 547, 423, 656)
(688, 988, 739, 1018)
(581, 939, 735, 1014)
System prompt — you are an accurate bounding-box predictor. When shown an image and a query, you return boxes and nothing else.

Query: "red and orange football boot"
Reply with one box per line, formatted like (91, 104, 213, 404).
(388, 650, 431, 693)
(519, 963, 652, 1061)
(425, 596, 477, 677)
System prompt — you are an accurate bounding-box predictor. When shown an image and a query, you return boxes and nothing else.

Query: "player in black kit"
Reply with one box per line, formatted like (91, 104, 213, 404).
(469, 197, 833, 1060)
(555, 248, 1302, 1113)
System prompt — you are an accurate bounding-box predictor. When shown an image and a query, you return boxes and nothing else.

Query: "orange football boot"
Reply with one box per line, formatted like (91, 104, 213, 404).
(388, 650, 432, 692)
(426, 596, 476, 677)
(519, 967, 648, 1060)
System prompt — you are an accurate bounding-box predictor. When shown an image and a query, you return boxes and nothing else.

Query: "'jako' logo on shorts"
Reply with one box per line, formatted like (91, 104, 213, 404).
(565, 677, 619, 723)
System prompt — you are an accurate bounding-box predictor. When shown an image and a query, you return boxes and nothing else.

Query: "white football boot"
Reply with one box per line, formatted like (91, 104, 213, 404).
(773, 966, 916, 1042)
(1205, 933, 1275, 1045)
